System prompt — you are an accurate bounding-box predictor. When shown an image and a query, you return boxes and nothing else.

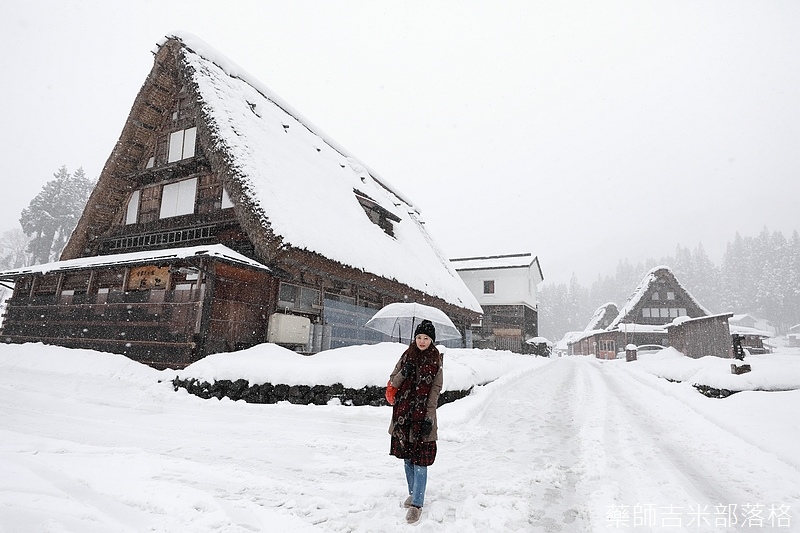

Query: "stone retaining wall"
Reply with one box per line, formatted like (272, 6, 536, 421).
(172, 377, 472, 407)
(693, 384, 739, 398)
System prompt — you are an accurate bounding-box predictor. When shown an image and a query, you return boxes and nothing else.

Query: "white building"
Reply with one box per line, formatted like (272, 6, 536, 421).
(450, 253, 544, 353)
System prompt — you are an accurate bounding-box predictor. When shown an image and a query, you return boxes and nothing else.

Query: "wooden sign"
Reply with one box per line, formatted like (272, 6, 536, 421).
(127, 266, 170, 290)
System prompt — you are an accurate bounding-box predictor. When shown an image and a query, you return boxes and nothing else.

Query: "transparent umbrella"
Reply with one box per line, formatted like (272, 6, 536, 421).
(364, 302, 461, 344)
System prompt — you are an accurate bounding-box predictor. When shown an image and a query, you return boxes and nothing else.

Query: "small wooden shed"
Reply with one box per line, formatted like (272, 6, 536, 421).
(666, 314, 734, 359)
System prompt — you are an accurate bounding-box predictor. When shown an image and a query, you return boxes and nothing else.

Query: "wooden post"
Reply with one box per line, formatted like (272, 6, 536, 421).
(626, 344, 637, 362)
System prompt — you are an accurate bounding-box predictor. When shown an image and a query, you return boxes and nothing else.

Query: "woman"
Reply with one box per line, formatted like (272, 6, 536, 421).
(387, 319, 443, 524)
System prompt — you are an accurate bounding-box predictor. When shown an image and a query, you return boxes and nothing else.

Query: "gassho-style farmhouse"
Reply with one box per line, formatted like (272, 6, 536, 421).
(567, 266, 737, 360)
(0, 33, 487, 369)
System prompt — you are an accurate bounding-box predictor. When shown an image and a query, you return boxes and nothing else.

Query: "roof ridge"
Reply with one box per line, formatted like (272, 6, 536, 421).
(451, 252, 532, 262)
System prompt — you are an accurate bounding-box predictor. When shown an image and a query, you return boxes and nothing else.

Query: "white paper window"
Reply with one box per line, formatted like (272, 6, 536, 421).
(184, 127, 196, 157)
(642, 308, 651, 318)
(221, 188, 234, 209)
(667, 291, 675, 300)
(160, 178, 197, 219)
(167, 127, 197, 163)
(660, 308, 670, 318)
(126, 190, 140, 224)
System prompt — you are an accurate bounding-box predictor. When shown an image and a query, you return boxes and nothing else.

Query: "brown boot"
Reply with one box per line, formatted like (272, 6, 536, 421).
(403, 496, 413, 508)
(406, 505, 421, 524)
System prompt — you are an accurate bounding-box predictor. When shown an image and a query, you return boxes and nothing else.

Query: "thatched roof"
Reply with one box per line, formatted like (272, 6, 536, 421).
(62, 33, 480, 313)
(607, 266, 710, 330)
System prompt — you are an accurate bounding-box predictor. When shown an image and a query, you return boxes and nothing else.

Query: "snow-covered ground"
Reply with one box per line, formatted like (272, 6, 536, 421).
(1, 340, 799, 532)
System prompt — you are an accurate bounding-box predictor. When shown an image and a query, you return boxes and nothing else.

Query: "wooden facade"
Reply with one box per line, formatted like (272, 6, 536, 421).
(666, 314, 734, 359)
(568, 327, 668, 359)
(470, 303, 539, 353)
(0, 248, 272, 368)
(0, 35, 480, 368)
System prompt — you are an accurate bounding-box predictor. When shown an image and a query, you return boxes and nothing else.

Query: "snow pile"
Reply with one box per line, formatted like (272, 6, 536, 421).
(176, 342, 542, 392)
(0, 342, 161, 382)
(610, 346, 800, 392)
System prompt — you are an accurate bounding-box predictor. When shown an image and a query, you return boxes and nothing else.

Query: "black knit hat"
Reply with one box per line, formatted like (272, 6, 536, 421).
(414, 319, 436, 343)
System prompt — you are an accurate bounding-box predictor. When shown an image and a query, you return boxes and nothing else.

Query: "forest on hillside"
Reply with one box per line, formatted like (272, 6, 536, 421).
(539, 228, 800, 342)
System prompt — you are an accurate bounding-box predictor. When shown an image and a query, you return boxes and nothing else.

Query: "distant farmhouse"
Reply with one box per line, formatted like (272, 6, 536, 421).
(584, 302, 619, 333)
(568, 266, 733, 359)
(451, 253, 544, 353)
(728, 314, 774, 354)
(0, 33, 481, 369)
(790, 324, 800, 347)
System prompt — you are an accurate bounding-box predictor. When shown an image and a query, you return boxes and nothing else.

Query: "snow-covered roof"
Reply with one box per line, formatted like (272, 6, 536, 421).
(0, 244, 268, 277)
(450, 253, 536, 271)
(606, 266, 711, 330)
(663, 313, 733, 329)
(525, 336, 552, 345)
(614, 323, 668, 334)
(728, 324, 773, 338)
(584, 302, 617, 332)
(555, 331, 583, 350)
(165, 32, 480, 313)
(566, 329, 607, 345)
(567, 322, 669, 347)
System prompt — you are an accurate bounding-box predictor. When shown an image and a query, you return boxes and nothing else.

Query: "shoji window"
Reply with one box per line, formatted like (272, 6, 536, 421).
(160, 178, 197, 219)
(126, 190, 140, 224)
(167, 127, 197, 163)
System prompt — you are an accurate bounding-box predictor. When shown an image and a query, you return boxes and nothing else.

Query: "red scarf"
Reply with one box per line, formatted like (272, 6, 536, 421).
(391, 343, 441, 452)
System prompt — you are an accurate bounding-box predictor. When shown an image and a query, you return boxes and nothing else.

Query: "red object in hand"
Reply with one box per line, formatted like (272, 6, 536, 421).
(385, 380, 398, 405)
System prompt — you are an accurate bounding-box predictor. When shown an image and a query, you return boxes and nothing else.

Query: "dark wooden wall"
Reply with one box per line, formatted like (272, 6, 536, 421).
(668, 315, 733, 359)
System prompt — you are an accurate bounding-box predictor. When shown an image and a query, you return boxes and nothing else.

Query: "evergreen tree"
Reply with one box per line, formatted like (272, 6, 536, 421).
(720, 232, 750, 312)
(690, 243, 720, 312)
(19, 166, 95, 264)
(0, 228, 33, 269)
(588, 272, 617, 310)
(787, 231, 800, 328)
(538, 282, 568, 340)
(755, 231, 782, 328)
(568, 272, 590, 330)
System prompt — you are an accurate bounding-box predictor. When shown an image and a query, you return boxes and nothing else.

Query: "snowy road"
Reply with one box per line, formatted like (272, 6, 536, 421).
(1, 347, 798, 532)
(437, 357, 799, 532)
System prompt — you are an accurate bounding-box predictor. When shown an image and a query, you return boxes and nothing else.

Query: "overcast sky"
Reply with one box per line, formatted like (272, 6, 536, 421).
(2, 1, 799, 285)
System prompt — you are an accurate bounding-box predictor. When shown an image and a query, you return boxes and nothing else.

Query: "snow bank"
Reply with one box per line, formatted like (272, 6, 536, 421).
(0, 342, 163, 382)
(610, 346, 800, 391)
(177, 342, 544, 391)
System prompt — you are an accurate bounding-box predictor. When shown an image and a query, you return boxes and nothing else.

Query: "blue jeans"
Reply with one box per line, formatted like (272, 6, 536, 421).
(404, 459, 428, 507)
